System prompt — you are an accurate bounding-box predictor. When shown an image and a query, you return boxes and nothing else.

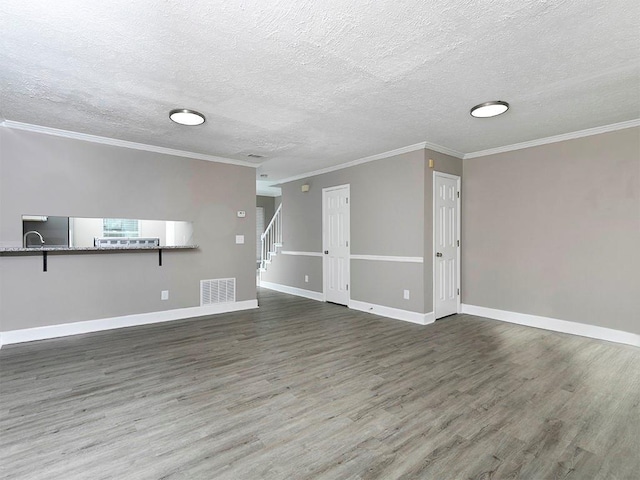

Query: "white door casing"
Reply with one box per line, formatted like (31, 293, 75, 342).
(322, 184, 350, 305)
(433, 172, 461, 319)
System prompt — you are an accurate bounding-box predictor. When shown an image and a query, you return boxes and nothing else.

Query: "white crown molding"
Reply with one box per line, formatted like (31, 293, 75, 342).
(349, 300, 435, 326)
(0, 120, 259, 168)
(280, 251, 323, 257)
(464, 119, 640, 159)
(0, 300, 258, 347)
(461, 304, 640, 347)
(256, 181, 283, 197)
(256, 187, 282, 197)
(423, 141, 465, 159)
(350, 254, 423, 263)
(6, 117, 637, 179)
(275, 140, 463, 186)
(259, 281, 324, 301)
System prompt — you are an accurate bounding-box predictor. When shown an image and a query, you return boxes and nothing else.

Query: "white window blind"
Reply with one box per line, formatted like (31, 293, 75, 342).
(103, 218, 140, 238)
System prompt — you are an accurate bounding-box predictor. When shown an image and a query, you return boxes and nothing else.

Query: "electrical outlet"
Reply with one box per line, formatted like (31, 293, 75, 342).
(403, 289, 410, 300)
(161, 290, 169, 300)
(235, 235, 245, 244)
(304, 275, 309, 283)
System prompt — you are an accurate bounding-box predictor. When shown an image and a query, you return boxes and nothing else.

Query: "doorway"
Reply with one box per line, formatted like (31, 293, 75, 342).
(433, 172, 461, 319)
(322, 184, 350, 305)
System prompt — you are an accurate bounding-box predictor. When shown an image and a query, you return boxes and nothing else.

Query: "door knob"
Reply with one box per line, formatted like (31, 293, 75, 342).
(436, 252, 443, 257)
(324, 250, 329, 254)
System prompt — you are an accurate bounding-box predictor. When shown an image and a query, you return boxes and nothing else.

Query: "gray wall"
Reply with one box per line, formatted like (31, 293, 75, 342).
(262, 150, 429, 313)
(462, 127, 640, 334)
(0, 128, 257, 331)
(139, 219, 167, 245)
(256, 195, 276, 226)
(70, 217, 103, 247)
(261, 254, 323, 293)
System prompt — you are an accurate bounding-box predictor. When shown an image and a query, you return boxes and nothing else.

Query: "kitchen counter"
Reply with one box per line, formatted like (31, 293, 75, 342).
(0, 245, 198, 252)
(0, 245, 199, 271)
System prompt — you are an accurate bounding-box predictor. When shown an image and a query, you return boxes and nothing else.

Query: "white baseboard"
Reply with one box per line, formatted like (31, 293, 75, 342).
(259, 281, 324, 302)
(349, 300, 435, 326)
(0, 300, 259, 347)
(259, 281, 434, 326)
(461, 304, 640, 348)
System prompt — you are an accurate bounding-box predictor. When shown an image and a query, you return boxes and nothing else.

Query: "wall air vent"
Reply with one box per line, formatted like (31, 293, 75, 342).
(200, 278, 236, 305)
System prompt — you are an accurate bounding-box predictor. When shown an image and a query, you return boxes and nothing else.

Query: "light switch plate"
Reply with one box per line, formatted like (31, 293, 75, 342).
(235, 235, 245, 244)
(237, 211, 246, 218)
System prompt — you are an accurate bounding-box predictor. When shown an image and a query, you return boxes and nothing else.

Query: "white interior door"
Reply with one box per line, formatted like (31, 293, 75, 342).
(434, 173, 460, 319)
(323, 185, 350, 305)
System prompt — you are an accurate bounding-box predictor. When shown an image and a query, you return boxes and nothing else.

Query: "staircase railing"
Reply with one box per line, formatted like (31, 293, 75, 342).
(260, 203, 282, 270)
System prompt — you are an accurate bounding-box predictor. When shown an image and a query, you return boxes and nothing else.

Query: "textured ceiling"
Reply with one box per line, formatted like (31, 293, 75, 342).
(1, 0, 639, 182)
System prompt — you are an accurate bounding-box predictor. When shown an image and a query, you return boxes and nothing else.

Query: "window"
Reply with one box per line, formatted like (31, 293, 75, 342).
(103, 218, 140, 238)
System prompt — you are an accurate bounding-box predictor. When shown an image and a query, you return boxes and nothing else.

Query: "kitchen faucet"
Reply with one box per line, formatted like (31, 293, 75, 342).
(23, 230, 45, 248)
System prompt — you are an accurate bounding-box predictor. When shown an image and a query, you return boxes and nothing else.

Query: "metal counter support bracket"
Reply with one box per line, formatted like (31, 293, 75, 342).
(159, 249, 162, 266)
(43, 251, 47, 272)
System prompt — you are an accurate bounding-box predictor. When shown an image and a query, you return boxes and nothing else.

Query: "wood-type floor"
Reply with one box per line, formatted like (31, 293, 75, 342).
(1, 289, 639, 479)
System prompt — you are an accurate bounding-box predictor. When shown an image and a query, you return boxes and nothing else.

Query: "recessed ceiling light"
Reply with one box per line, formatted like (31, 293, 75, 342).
(470, 101, 509, 118)
(169, 109, 205, 126)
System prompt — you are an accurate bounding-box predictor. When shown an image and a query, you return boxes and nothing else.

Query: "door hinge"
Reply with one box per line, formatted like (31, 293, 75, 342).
(346, 197, 349, 204)
(346, 284, 349, 291)
(457, 191, 460, 198)
(457, 288, 460, 295)
(457, 240, 460, 247)
(346, 240, 348, 247)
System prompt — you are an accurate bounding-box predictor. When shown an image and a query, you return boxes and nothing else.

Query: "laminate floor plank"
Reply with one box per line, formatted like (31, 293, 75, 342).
(1, 288, 639, 479)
